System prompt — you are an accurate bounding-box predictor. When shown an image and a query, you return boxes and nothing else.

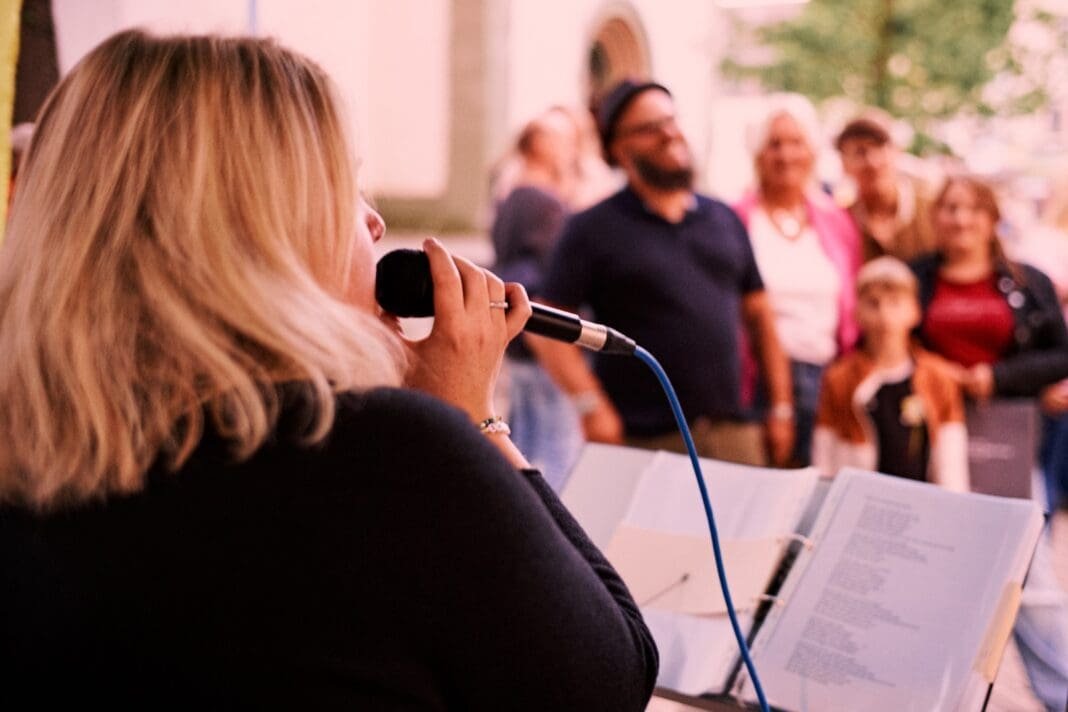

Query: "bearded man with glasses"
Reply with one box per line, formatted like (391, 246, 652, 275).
(529, 80, 794, 467)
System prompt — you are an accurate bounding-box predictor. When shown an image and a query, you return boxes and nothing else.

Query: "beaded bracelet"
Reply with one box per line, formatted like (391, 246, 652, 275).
(477, 415, 512, 436)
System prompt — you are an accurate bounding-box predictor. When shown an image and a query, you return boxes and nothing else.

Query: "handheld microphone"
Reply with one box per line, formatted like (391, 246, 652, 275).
(375, 248, 636, 355)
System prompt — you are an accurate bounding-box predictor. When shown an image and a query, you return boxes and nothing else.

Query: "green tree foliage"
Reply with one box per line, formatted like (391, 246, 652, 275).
(723, 0, 1064, 126)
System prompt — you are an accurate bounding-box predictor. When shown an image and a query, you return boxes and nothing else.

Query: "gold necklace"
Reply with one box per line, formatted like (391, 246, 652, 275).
(768, 206, 807, 240)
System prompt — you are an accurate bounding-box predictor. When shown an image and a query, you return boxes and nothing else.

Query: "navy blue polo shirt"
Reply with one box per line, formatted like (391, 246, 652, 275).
(541, 187, 764, 436)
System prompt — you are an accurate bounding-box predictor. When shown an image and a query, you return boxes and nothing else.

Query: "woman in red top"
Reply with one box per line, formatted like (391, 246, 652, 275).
(912, 176, 1068, 399)
(911, 176, 1068, 710)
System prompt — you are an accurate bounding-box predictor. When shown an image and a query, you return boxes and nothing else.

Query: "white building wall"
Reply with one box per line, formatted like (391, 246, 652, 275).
(363, 0, 451, 197)
(504, 0, 597, 132)
(52, 0, 247, 72)
(48, 0, 747, 211)
(501, 0, 736, 196)
(261, 0, 452, 198)
(631, 0, 719, 193)
(49, 0, 451, 199)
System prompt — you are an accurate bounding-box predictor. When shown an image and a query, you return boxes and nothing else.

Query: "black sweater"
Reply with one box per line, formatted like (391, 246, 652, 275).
(0, 387, 657, 709)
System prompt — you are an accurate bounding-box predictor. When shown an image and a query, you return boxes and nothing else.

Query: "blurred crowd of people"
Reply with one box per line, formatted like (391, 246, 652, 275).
(488, 83, 1068, 504)
(487, 80, 1068, 710)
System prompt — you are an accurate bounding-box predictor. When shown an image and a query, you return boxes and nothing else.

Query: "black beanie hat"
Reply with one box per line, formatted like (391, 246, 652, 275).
(596, 79, 671, 165)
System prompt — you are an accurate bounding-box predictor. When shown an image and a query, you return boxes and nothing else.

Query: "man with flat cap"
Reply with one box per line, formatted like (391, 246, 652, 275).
(530, 79, 793, 466)
(835, 114, 938, 264)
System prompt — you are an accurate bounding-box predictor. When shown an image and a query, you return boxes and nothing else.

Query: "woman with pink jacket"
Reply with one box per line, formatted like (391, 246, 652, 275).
(733, 94, 860, 466)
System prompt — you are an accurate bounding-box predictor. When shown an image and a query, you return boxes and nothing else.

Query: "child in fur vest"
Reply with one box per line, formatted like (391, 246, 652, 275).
(812, 256, 969, 491)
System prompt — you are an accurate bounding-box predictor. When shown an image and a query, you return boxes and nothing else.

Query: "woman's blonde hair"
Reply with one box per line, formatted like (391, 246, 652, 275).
(747, 93, 821, 192)
(746, 93, 821, 157)
(0, 30, 404, 507)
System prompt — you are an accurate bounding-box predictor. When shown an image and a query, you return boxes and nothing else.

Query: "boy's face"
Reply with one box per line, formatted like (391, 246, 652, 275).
(856, 285, 920, 340)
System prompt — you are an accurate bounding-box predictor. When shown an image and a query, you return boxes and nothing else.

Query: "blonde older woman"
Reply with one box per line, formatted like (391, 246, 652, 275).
(0, 31, 656, 708)
(733, 94, 860, 466)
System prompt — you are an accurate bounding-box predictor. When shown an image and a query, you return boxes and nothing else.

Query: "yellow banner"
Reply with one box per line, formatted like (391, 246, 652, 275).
(0, 0, 22, 239)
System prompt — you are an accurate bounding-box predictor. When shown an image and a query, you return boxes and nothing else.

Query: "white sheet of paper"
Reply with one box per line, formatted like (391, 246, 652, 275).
(604, 527, 787, 615)
(562, 445, 821, 695)
(740, 468, 1043, 712)
(561, 443, 656, 548)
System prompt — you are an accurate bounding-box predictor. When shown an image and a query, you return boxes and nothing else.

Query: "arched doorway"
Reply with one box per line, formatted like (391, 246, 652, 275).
(586, 12, 651, 109)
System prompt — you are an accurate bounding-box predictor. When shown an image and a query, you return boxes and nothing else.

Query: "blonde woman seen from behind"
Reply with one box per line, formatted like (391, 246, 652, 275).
(0, 30, 657, 710)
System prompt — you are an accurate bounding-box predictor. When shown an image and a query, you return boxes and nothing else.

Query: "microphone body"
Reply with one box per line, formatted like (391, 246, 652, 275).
(375, 249, 636, 355)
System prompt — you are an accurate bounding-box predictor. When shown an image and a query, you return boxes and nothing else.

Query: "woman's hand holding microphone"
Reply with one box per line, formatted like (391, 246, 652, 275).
(398, 238, 533, 467)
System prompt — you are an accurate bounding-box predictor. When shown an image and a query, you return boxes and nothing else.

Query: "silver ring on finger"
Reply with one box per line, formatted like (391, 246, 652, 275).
(489, 300, 509, 310)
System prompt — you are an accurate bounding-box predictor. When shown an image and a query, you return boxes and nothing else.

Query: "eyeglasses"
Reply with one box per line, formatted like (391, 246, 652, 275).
(615, 115, 679, 139)
(838, 142, 888, 161)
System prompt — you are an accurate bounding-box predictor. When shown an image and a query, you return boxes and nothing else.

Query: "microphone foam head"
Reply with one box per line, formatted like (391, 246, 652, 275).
(375, 248, 435, 317)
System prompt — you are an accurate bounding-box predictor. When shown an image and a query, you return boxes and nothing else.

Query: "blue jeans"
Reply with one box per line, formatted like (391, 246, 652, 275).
(790, 360, 825, 466)
(1014, 471, 1068, 711)
(503, 359, 583, 493)
(753, 359, 824, 466)
(1040, 413, 1068, 511)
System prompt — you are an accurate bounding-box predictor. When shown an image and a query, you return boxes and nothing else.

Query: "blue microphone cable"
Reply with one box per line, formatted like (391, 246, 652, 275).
(634, 345, 770, 712)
